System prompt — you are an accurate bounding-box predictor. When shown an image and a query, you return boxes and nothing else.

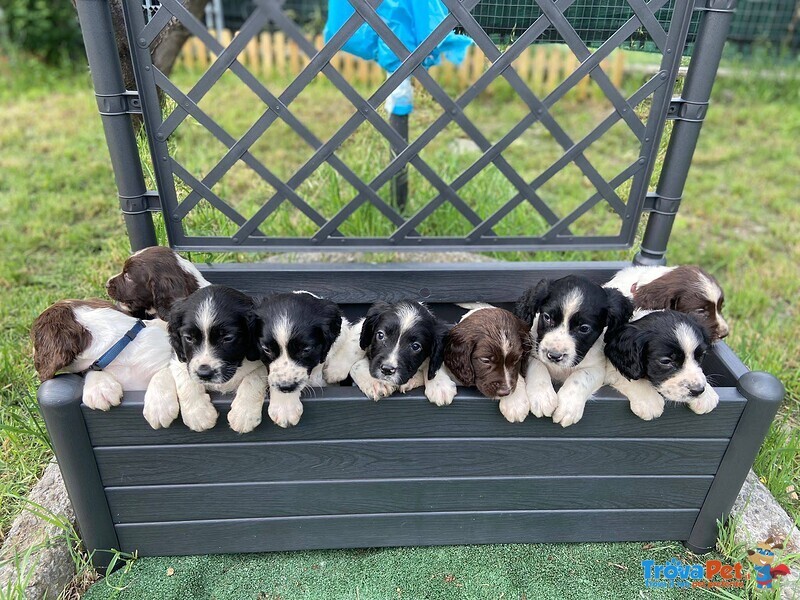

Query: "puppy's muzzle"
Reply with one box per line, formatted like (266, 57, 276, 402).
(688, 383, 706, 397)
(380, 364, 396, 376)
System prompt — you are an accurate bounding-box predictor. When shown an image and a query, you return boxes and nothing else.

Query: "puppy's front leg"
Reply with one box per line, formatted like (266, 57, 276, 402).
(350, 358, 395, 401)
(228, 364, 268, 434)
(423, 364, 457, 406)
(323, 319, 364, 384)
(143, 367, 179, 429)
(499, 376, 529, 423)
(171, 359, 218, 432)
(552, 367, 605, 427)
(525, 359, 558, 418)
(82, 370, 124, 411)
(268, 389, 303, 428)
(610, 376, 665, 421)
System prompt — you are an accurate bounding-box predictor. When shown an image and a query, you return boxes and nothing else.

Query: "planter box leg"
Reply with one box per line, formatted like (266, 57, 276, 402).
(38, 375, 120, 573)
(685, 371, 784, 553)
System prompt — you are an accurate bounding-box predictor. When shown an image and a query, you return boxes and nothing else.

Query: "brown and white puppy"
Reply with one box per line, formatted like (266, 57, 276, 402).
(515, 276, 633, 427)
(31, 299, 173, 411)
(604, 310, 719, 420)
(604, 265, 729, 341)
(106, 246, 210, 320)
(443, 307, 532, 423)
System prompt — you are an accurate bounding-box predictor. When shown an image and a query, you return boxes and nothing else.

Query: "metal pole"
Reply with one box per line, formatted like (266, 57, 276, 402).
(390, 113, 409, 212)
(75, 0, 158, 252)
(634, 0, 736, 266)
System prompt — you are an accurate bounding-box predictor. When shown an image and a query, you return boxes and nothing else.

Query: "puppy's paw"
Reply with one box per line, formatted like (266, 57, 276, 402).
(398, 372, 425, 394)
(499, 389, 529, 423)
(689, 387, 719, 415)
(268, 397, 303, 428)
(629, 395, 664, 421)
(425, 376, 456, 407)
(181, 397, 218, 432)
(528, 383, 558, 418)
(323, 360, 351, 384)
(143, 381, 179, 429)
(552, 391, 586, 427)
(228, 403, 263, 434)
(83, 374, 123, 411)
(356, 378, 395, 402)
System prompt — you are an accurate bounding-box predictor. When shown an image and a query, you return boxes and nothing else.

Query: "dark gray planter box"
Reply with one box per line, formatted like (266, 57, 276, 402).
(38, 263, 783, 570)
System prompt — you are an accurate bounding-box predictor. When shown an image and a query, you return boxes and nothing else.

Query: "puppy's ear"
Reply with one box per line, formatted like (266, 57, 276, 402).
(427, 320, 450, 380)
(359, 301, 390, 350)
(244, 308, 262, 362)
(604, 325, 648, 380)
(514, 279, 550, 327)
(319, 300, 343, 357)
(148, 272, 195, 320)
(443, 324, 475, 386)
(31, 304, 92, 381)
(604, 287, 634, 342)
(167, 299, 187, 362)
(514, 315, 533, 373)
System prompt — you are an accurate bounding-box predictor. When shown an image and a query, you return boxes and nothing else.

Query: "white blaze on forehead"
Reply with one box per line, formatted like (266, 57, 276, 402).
(500, 330, 513, 389)
(273, 312, 293, 350)
(675, 322, 702, 358)
(396, 304, 420, 334)
(697, 272, 722, 304)
(196, 297, 217, 338)
(560, 289, 584, 326)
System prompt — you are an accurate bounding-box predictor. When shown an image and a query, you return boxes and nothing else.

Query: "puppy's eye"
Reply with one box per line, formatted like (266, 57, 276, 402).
(220, 334, 236, 344)
(182, 334, 194, 344)
(260, 345, 274, 359)
(299, 346, 312, 355)
(541, 313, 552, 324)
(410, 342, 422, 352)
(123, 273, 131, 282)
(577, 324, 592, 334)
(478, 357, 492, 364)
(658, 357, 673, 367)
(376, 331, 385, 341)
(695, 308, 708, 314)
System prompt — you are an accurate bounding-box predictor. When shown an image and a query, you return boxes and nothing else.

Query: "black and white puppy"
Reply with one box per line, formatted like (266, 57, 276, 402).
(253, 291, 351, 428)
(515, 275, 633, 427)
(604, 310, 719, 420)
(349, 301, 456, 406)
(165, 285, 267, 433)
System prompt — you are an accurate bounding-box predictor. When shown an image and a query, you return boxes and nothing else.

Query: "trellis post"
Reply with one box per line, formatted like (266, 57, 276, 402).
(635, 0, 737, 265)
(74, 0, 158, 252)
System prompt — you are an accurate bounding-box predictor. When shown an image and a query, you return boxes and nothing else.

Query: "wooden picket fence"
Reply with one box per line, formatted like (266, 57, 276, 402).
(178, 30, 627, 100)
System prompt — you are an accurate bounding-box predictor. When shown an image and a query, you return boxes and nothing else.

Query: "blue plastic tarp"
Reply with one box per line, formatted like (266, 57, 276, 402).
(323, 0, 473, 74)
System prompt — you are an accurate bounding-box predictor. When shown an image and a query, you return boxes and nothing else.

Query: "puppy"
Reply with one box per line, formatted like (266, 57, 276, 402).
(604, 310, 719, 420)
(515, 275, 632, 427)
(106, 246, 210, 320)
(253, 291, 348, 428)
(349, 301, 456, 406)
(32, 299, 172, 411)
(443, 307, 532, 423)
(604, 265, 729, 341)
(166, 285, 267, 433)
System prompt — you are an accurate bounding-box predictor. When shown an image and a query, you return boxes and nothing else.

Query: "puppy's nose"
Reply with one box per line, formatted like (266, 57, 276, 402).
(380, 364, 397, 376)
(718, 322, 729, 339)
(195, 364, 215, 380)
(495, 386, 512, 397)
(105, 277, 114, 290)
(688, 383, 705, 397)
(278, 383, 299, 393)
(546, 350, 564, 363)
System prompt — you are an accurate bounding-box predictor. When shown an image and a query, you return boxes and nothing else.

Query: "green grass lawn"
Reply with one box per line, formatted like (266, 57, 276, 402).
(0, 49, 798, 599)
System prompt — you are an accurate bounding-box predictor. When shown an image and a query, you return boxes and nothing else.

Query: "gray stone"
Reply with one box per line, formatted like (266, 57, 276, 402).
(0, 461, 77, 600)
(730, 470, 799, 599)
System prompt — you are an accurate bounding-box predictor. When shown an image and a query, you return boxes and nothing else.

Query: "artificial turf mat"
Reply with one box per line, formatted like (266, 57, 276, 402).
(83, 542, 705, 599)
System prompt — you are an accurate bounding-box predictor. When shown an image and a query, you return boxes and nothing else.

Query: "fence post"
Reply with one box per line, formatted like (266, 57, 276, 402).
(74, 0, 158, 252)
(38, 375, 120, 572)
(685, 371, 784, 553)
(634, 0, 736, 266)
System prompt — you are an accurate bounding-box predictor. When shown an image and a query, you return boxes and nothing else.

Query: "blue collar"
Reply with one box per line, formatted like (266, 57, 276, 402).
(89, 320, 146, 372)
